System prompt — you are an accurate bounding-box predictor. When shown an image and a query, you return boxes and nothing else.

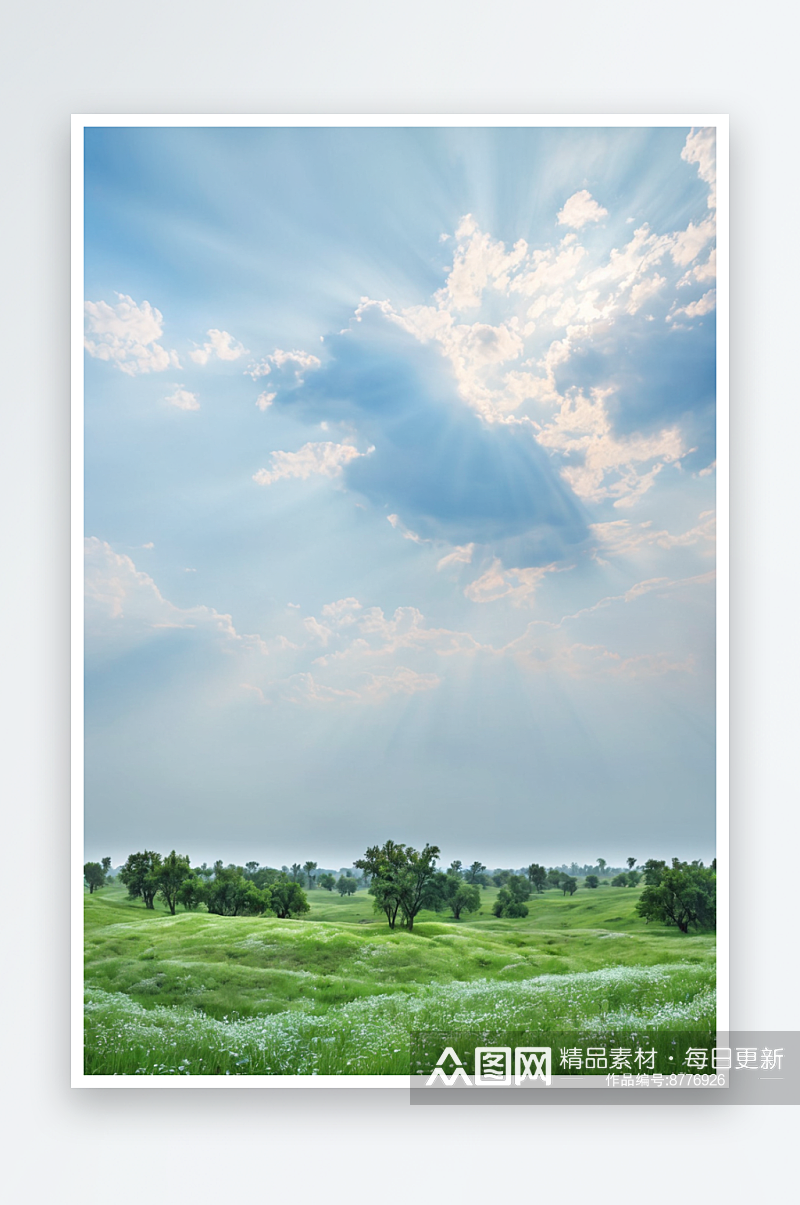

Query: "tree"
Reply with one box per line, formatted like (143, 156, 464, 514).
(318, 873, 336, 891)
(546, 868, 563, 890)
(561, 875, 578, 896)
(449, 860, 463, 876)
(177, 874, 205, 911)
(155, 850, 192, 915)
(626, 869, 642, 887)
(584, 874, 599, 889)
(643, 858, 667, 886)
(626, 857, 637, 870)
(465, 861, 486, 885)
(289, 863, 304, 883)
(205, 866, 268, 916)
(303, 861, 318, 888)
(356, 840, 441, 930)
(445, 878, 480, 920)
(527, 863, 547, 893)
(119, 851, 162, 909)
(269, 877, 310, 918)
(244, 862, 260, 878)
(636, 862, 716, 933)
(596, 858, 607, 873)
(492, 870, 512, 887)
(84, 862, 106, 893)
(101, 856, 112, 877)
(493, 874, 531, 917)
(336, 875, 357, 896)
(611, 873, 629, 887)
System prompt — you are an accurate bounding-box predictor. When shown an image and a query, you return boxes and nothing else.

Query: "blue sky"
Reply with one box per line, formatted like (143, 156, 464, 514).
(83, 124, 717, 868)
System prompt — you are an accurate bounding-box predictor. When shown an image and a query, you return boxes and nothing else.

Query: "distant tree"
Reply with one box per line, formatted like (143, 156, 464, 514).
(155, 850, 192, 915)
(627, 857, 637, 871)
(546, 868, 563, 890)
(289, 863, 304, 884)
(527, 863, 547, 893)
(101, 856, 112, 877)
(119, 851, 162, 909)
(84, 862, 106, 893)
(244, 861, 260, 878)
(493, 874, 531, 917)
(584, 874, 599, 889)
(492, 870, 512, 887)
(356, 840, 441, 930)
(642, 859, 667, 886)
(177, 874, 205, 911)
(303, 861, 318, 888)
(449, 860, 463, 876)
(318, 873, 336, 891)
(611, 873, 629, 887)
(336, 876, 357, 896)
(269, 877, 310, 918)
(205, 866, 268, 916)
(637, 862, 715, 933)
(561, 875, 578, 896)
(445, 878, 480, 920)
(596, 858, 607, 873)
(195, 863, 214, 881)
(465, 861, 486, 885)
(626, 870, 642, 887)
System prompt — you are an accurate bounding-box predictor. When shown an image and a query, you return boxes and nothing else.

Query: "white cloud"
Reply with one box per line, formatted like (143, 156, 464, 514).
(678, 248, 716, 288)
(556, 190, 608, 229)
(84, 538, 266, 657)
(252, 441, 373, 486)
(626, 274, 665, 315)
(190, 328, 248, 365)
(165, 385, 200, 411)
(698, 460, 716, 478)
(668, 289, 717, 322)
(84, 294, 180, 375)
(670, 218, 715, 268)
(463, 559, 559, 605)
(590, 511, 716, 557)
(320, 598, 362, 625)
(256, 391, 276, 411)
(245, 349, 321, 380)
(438, 213, 528, 310)
(437, 543, 475, 570)
(387, 513, 426, 544)
(681, 127, 716, 209)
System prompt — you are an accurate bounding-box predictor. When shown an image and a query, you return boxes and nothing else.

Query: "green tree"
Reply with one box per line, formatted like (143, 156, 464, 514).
(101, 856, 112, 877)
(356, 840, 441, 930)
(269, 877, 310, 918)
(561, 875, 578, 896)
(492, 870, 512, 887)
(204, 865, 269, 916)
(527, 863, 547, 893)
(546, 868, 563, 890)
(119, 851, 162, 909)
(626, 869, 642, 887)
(584, 874, 599, 889)
(303, 861, 318, 888)
(176, 874, 205, 911)
(465, 861, 486, 885)
(493, 874, 531, 917)
(289, 863, 304, 883)
(627, 857, 637, 870)
(336, 875, 357, 896)
(244, 861, 260, 878)
(445, 878, 480, 919)
(318, 873, 336, 891)
(596, 858, 607, 874)
(643, 858, 667, 885)
(611, 873, 629, 887)
(636, 861, 716, 933)
(83, 861, 106, 893)
(155, 850, 192, 915)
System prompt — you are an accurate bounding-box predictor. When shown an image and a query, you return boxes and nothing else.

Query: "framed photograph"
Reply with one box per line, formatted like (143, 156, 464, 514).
(73, 115, 726, 1087)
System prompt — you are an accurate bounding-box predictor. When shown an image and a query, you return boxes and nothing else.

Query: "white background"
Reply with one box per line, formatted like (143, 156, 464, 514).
(1, 0, 797, 1196)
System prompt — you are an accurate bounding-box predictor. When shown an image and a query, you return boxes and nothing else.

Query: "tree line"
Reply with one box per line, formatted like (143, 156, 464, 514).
(84, 847, 715, 933)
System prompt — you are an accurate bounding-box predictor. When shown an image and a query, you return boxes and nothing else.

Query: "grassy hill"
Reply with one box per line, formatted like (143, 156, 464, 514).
(84, 881, 715, 1075)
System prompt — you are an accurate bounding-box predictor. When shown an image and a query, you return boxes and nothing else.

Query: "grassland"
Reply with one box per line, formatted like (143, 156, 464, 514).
(84, 881, 715, 1075)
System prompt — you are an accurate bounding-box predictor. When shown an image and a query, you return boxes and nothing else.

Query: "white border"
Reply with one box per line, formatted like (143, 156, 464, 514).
(72, 113, 729, 1087)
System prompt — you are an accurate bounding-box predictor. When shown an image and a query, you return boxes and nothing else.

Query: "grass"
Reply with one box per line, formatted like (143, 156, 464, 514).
(84, 881, 715, 1076)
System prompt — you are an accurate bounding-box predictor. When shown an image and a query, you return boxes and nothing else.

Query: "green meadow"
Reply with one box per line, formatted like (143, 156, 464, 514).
(84, 882, 715, 1076)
